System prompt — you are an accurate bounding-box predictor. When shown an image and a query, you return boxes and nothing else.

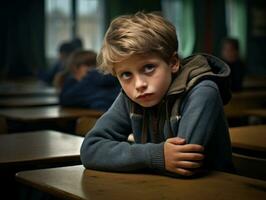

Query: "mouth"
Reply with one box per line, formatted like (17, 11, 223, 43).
(136, 93, 153, 100)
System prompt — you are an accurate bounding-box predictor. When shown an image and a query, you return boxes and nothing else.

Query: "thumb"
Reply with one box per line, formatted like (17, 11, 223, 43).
(166, 137, 186, 145)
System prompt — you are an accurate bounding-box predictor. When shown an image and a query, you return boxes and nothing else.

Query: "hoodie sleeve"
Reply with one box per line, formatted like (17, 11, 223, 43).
(80, 92, 165, 172)
(176, 80, 233, 171)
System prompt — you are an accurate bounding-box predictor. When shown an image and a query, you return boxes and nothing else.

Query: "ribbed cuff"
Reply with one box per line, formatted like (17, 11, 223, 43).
(148, 142, 165, 171)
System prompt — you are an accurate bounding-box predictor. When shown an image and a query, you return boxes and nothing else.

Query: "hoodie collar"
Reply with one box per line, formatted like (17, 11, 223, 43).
(167, 54, 231, 104)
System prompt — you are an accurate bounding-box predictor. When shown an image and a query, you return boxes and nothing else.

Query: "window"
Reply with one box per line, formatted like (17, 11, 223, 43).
(77, 0, 104, 53)
(45, 0, 72, 59)
(45, 0, 103, 61)
(162, 0, 195, 58)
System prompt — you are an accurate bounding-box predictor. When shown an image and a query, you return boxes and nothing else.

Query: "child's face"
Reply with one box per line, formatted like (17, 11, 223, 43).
(222, 43, 238, 63)
(114, 53, 179, 107)
(73, 64, 90, 81)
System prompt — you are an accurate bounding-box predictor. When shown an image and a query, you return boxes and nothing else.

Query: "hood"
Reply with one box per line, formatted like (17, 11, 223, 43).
(167, 54, 231, 105)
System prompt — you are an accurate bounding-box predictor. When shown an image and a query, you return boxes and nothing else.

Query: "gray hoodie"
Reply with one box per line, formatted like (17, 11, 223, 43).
(80, 54, 234, 175)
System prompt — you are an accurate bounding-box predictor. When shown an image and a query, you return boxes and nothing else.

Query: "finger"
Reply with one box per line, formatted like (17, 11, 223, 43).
(177, 144, 204, 152)
(174, 161, 203, 169)
(166, 137, 186, 145)
(177, 153, 204, 161)
(174, 168, 195, 176)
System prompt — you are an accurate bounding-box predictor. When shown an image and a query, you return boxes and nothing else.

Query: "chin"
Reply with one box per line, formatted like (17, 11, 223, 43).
(138, 100, 159, 108)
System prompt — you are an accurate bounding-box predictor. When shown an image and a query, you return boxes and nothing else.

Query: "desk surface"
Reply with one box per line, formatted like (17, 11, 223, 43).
(224, 90, 266, 118)
(229, 125, 266, 152)
(16, 165, 266, 200)
(231, 90, 266, 99)
(0, 106, 103, 122)
(0, 130, 83, 168)
(0, 96, 59, 107)
(0, 85, 57, 97)
(244, 109, 266, 118)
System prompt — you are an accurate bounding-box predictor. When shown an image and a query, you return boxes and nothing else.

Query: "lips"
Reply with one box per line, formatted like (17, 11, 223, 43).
(136, 93, 153, 100)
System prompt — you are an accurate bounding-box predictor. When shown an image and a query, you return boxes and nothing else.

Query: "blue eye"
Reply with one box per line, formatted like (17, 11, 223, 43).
(144, 64, 155, 73)
(120, 72, 132, 80)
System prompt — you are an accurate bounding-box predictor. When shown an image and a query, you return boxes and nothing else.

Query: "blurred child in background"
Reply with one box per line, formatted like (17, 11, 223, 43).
(56, 50, 120, 111)
(221, 38, 245, 92)
(44, 41, 76, 85)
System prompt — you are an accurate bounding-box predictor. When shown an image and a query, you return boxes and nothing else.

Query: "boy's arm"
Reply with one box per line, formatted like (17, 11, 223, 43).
(164, 137, 204, 176)
(177, 80, 226, 145)
(175, 80, 233, 171)
(80, 93, 165, 172)
(163, 80, 226, 176)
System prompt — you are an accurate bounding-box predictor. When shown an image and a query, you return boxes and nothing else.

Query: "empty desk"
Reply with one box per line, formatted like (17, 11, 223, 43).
(16, 165, 266, 200)
(0, 105, 103, 133)
(0, 96, 59, 108)
(244, 109, 266, 118)
(0, 85, 57, 97)
(0, 105, 102, 122)
(0, 130, 83, 170)
(0, 130, 83, 199)
(224, 90, 266, 118)
(229, 125, 266, 180)
(229, 125, 266, 155)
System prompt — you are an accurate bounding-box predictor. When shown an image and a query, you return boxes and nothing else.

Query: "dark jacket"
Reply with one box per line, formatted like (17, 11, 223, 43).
(60, 69, 121, 111)
(80, 54, 234, 174)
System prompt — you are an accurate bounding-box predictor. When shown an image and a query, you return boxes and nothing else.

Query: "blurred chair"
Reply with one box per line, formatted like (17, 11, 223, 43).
(232, 152, 266, 180)
(75, 116, 98, 136)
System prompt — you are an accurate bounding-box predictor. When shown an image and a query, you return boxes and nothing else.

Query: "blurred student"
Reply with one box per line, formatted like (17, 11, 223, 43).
(221, 38, 245, 92)
(44, 41, 76, 85)
(71, 37, 84, 50)
(58, 50, 120, 111)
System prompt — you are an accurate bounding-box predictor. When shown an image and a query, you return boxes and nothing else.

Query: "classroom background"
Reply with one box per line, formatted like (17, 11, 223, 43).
(0, 0, 265, 199)
(0, 0, 265, 80)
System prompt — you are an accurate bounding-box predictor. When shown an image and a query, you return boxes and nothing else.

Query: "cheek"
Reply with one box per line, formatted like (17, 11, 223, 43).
(154, 71, 171, 86)
(119, 82, 133, 96)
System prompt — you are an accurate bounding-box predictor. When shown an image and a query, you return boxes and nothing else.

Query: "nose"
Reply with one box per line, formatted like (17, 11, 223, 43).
(135, 75, 147, 92)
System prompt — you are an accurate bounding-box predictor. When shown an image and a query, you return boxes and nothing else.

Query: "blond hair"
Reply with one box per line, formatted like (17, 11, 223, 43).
(97, 11, 178, 74)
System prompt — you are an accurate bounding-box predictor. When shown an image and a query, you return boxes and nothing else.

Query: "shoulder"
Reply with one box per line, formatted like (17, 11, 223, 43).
(183, 80, 221, 107)
(178, 80, 223, 117)
(192, 80, 219, 93)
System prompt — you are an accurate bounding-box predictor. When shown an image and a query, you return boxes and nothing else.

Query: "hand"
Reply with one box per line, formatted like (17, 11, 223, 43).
(164, 137, 204, 176)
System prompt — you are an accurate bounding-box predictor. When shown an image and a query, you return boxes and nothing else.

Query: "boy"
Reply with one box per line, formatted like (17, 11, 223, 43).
(80, 12, 234, 176)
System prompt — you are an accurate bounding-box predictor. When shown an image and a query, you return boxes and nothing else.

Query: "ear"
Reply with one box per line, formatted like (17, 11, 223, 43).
(169, 52, 180, 73)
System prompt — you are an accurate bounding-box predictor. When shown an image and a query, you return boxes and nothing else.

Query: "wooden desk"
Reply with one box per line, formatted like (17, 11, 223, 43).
(0, 105, 103, 122)
(224, 90, 266, 118)
(229, 125, 266, 153)
(0, 85, 57, 97)
(16, 165, 266, 200)
(0, 106, 103, 133)
(244, 109, 266, 118)
(0, 130, 83, 169)
(0, 96, 59, 108)
(0, 130, 83, 199)
(243, 75, 266, 90)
